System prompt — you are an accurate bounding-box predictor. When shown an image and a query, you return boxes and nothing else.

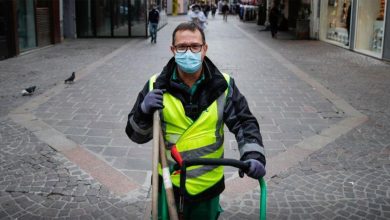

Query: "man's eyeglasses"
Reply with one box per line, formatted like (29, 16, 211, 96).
(173, 44, 204, 53)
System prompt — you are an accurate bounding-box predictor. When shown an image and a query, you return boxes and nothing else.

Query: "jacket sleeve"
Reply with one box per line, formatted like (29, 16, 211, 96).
(125, 82, 154, 144)
(199, 13, 207, 22)
(223, 78, 266, 166)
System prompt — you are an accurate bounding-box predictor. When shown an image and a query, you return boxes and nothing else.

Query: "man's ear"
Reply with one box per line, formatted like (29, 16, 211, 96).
(202, 43, 208, 57)
(203, 43, 208, 52)
(170, 46, 176, 55)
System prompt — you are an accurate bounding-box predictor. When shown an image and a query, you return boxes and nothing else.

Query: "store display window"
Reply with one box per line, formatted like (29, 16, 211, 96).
(75, 0, 147, 37)
(17, 0, 37, 51)
(324, 0, 352, 46)
(355, 0, 386, 56)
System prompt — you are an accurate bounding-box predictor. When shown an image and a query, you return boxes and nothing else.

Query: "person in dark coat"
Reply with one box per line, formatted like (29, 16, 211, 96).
(222, 2, 229, 21)
(148, 4, 160, 43)
(269, 6, 279, 38)
(211, 3, 217, 18)
(126, 22, 266, 219)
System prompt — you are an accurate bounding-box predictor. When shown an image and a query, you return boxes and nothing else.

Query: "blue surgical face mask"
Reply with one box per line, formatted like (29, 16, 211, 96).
(175, 51, 202, 74)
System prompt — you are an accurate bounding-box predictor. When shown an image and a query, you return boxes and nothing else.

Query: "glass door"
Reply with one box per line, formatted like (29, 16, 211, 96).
(130, 0, 147, 36)
(76, 0, 93, 37)
(95, 0, 112, 36)
(113, 0, 130, 36)
(17, 0, 37, 51)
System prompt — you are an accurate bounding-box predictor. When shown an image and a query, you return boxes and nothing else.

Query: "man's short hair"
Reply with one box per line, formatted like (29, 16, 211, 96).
(172, 22, 206, 45)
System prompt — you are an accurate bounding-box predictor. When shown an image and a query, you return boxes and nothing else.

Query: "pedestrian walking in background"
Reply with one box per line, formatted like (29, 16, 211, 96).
(202, 1, 211, 18)
(148, 3, 160, 43)
(222, 1, 229, 21)
(188, 4, 207, 30)
(211, 3, 217, 18)
(269, 5, 279, 38)
(126, 22, 266, 219)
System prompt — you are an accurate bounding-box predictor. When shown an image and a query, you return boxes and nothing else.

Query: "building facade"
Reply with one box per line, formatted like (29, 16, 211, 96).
(1, 0, 168, 60)
(0, 0, 61, 60)
(72, 0, 149, 37)
(65, 0, 168, 38)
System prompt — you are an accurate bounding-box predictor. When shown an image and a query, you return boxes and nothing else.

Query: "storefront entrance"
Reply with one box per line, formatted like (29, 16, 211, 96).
(36, 0, 52, 46)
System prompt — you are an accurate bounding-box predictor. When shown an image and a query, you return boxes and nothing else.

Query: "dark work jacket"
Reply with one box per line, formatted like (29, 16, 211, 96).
(148, 9, 159, 24)
(126, 56, 266, 202)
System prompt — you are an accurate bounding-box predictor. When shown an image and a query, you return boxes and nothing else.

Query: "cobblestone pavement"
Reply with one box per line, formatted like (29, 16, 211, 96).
(218, 18, 390, 220)
(0, 14, 389, 219)
(0, 118, 146, 219)
(0, 38, 129, 117)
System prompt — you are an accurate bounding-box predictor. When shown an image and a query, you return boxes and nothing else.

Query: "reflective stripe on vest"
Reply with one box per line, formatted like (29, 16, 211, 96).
(151, 73, 230, 196)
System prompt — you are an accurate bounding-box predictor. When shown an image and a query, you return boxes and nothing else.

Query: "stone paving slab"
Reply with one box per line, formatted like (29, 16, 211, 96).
(0, 38, 130, 118)
(62, 146, 139, 195)
(0, 118, 147, 219)
(220, 120, 390, 220)
(218, 17, 390, 220)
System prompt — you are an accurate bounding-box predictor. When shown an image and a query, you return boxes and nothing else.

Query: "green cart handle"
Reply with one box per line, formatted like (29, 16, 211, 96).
(259, 177, 267, 220)
(178, 158, 267, 220)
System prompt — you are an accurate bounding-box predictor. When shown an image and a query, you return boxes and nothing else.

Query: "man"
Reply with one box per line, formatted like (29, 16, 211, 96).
(269, 5, 279, 38)
(222, 1, 229, 22)
(188, 4, 207, 30)
(211, 3, 217, 18)
(202, 2, 211, 18)
(148, 4, 159, 43)
(126, 22, 266, 219)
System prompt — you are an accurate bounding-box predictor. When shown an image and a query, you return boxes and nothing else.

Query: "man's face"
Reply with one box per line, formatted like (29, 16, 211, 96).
(171, 29, 208, 60)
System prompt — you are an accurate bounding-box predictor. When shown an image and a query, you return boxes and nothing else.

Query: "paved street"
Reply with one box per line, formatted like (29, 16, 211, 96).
(0, 14, 389, 219)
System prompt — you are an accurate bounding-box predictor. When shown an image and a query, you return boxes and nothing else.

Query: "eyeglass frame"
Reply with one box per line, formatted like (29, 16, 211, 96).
(172, 44, 205, 53)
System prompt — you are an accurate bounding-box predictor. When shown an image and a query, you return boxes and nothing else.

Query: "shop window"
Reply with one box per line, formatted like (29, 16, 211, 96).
(76, 0, 93, 37)
(96, 0, 111, 36)
(325, 0, 351, 46)
(355, 0, 386, 56)
(113, 0, 129, 36)
(130, 0, 147, 36)
(75, 0, 147, 37)
(17, 0, 37, 51)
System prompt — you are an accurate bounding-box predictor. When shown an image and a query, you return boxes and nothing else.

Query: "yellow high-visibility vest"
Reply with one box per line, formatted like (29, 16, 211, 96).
(150, 73, 230, 196)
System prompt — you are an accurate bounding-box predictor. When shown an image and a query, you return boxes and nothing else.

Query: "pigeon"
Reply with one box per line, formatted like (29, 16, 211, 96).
(21, 86, 36, 96)
(64, 72, 75, 84)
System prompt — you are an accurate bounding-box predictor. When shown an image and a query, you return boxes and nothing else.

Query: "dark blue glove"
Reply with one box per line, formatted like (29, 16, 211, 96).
(140, 89, 164, 114)
(243, 159, 266, 179)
